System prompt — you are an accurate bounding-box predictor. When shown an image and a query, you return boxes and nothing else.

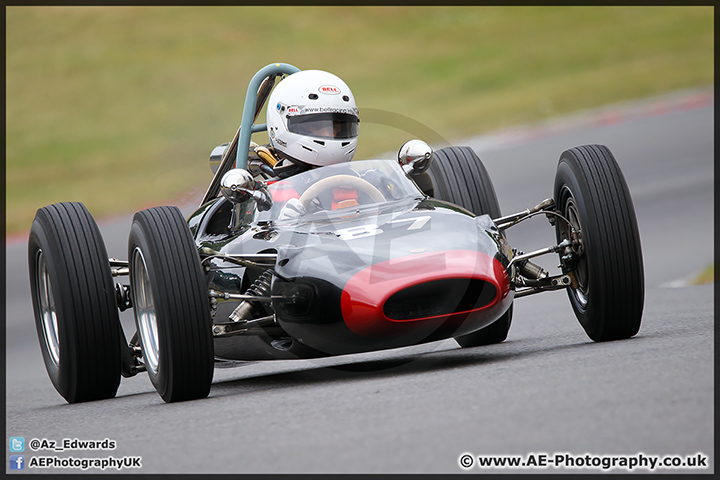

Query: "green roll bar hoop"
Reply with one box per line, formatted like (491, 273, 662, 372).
(201, 62, 300, 205)
(235, 62, 301, 169)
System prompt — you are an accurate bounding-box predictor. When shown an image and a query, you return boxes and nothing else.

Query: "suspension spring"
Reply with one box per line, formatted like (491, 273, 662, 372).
(512, 248, 549, 280)
(248, 269, 273, 296)
(229, 269, 274, 323)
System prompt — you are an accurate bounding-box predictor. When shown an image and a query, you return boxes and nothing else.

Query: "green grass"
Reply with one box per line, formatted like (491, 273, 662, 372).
(6, 6, 714, 234)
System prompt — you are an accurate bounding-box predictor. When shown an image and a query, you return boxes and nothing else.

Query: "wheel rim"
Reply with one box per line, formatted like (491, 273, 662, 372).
(36, 250, 60, 366)
(131, 248, 160, 375)
(559, 190, 589, 309)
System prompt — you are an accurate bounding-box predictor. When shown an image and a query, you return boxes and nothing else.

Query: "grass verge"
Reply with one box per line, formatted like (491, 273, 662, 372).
(6, 6, 714, 234)
(691, 265, 715, 285)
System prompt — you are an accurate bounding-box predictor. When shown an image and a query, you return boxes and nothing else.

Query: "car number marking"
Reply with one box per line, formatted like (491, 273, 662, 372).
(335, 225, 383, 240)
(334, 215, 431, 240)
(389, 215, 430, 231)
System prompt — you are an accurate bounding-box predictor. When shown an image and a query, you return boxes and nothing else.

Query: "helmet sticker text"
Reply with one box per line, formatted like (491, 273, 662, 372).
(319, 85, 341, 95)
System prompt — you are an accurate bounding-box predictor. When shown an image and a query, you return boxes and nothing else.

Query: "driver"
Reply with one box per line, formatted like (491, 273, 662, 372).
(263, 69, 365, 218)
(267, 69, 360, 177)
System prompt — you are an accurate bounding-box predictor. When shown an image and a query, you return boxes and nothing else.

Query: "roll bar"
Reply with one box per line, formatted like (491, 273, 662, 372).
(201, 62, 301, 205)
(235, 63, 301, 169)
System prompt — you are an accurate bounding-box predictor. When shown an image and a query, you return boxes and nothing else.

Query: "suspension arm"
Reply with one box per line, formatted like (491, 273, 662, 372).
(208, 290, 282, 303)
(109, 258, 129, 277)
(199, 251, 278, 268)
(493, 198, 555, 230)
(211, 315, 283, 337)
(508, 239, 571, 271)
(514, 272, 578, 298)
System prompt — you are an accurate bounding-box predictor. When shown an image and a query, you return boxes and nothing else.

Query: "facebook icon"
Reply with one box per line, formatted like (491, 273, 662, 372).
(10, 455, 25, 470)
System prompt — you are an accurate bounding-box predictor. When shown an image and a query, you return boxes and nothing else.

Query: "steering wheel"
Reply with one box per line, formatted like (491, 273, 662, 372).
(298, 174, 386, 211)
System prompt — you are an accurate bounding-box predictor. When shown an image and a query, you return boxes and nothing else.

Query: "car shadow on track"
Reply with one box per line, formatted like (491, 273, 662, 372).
(205, 335, 647, 400)
(22, 334, 649, 408)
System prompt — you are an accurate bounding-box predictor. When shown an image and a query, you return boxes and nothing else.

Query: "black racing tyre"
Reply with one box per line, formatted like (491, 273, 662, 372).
(554, 145, 644, 341)
(427, 146, 502, 217)
(455, 304, 513, 348)
(28, 202, 122, 403)
(128, 206, 214, 402)
(427, 146, 513, 347)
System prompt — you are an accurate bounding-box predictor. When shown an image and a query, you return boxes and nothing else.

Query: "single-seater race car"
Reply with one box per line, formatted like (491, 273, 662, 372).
(28, 63, 644, 403)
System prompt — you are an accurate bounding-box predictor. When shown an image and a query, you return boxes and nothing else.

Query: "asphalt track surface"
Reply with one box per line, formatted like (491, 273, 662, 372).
(5, 90, 714, 474)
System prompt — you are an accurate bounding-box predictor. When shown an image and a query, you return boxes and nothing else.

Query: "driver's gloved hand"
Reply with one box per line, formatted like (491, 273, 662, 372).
(278, 198, 306, 220)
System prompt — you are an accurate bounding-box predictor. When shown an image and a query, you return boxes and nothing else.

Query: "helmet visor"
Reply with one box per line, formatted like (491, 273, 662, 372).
(287, 113, 359, 140)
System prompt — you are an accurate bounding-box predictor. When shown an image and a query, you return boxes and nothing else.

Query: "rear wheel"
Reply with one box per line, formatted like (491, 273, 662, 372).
(28, 202, 122, 403)
(428, 146, 513, 347)
(554, 145, 644, 341)
(128, 206, 214, 402)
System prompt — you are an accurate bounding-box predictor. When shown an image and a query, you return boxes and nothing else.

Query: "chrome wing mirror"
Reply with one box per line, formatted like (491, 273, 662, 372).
(220, 168, 273, 211)
(398, 139, 433, 175)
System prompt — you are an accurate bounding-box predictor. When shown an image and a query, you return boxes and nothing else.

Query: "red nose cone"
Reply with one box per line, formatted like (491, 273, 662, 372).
(341, 250, 510, 337)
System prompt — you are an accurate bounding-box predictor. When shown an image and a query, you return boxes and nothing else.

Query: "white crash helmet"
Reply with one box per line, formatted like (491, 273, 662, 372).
(267, 70, 359, 167)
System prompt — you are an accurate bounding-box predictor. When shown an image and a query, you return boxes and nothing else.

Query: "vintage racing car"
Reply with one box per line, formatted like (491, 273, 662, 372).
(28, 63, 644, 403)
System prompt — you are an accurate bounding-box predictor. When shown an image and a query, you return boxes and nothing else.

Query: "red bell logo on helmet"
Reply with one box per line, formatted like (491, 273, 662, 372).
(319, 85, 341, 95)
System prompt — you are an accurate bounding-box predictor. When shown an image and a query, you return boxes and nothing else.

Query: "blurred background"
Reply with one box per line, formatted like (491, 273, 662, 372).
(5, 6, 713, 235)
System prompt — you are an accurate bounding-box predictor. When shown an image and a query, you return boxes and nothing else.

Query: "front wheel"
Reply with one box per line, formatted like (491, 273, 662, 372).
(128, 206, 214, 402)
(28, 202, 122, 403)
(554, 145, 644, 341)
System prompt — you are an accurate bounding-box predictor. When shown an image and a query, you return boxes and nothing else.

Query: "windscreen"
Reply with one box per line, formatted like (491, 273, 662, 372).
(258, 159, 424, 223)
